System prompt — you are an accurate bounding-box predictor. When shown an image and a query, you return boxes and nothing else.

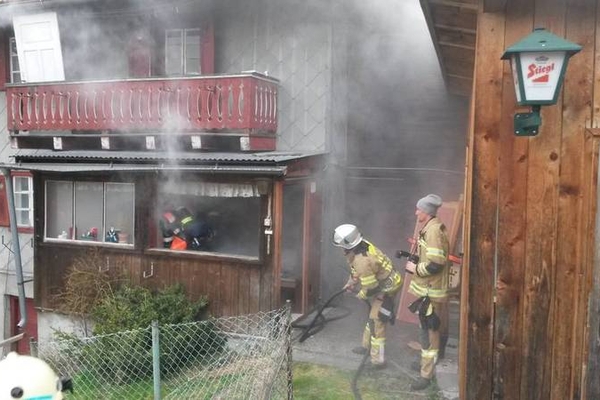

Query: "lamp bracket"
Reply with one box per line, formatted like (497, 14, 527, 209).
(514, 105, 541, 136)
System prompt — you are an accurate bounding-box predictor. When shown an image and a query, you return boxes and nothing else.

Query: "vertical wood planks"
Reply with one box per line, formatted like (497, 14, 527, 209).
(552, 0, 594, 398)
(464, 9, 505, 400)
(580, 131, 600, 400)
(493, 1, 534, 398)
(519, 1, 564, 399)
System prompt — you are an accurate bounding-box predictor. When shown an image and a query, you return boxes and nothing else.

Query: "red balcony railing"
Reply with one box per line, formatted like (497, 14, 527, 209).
(7, 73, 278, 134)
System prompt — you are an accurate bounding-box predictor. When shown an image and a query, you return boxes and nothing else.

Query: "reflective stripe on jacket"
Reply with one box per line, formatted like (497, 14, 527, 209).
(347, 240, 402, 300)
(408, 217, 450, 300)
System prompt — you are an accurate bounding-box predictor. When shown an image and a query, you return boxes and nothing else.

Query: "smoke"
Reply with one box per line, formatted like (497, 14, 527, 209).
(3, 0, 468, 298)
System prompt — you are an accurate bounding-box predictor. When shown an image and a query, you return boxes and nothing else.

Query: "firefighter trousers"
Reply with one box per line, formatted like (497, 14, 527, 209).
(418, 299, 448, 379)
(361, 296, 386, 365)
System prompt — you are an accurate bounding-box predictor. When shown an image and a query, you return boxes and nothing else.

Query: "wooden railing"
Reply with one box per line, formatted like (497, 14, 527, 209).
(6, 73, 278, 134)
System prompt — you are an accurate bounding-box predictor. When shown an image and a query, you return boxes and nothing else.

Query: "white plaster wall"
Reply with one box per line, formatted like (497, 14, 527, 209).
(37, 311, 92, 345)
(0, 92, 36, 343)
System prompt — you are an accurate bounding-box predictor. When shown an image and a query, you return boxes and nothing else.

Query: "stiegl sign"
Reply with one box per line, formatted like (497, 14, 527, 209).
(511, 51, 565, 104)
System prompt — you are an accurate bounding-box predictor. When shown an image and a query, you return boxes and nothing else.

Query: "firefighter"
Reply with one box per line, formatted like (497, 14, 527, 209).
(175, 207, 214, 250)
(159, 209, 181, 249)
(333, 224, 402, 369)
(0, 352, 72, 399)
(405, 194, 450, 390)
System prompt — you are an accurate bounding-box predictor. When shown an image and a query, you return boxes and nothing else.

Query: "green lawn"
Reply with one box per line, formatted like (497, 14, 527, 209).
(293, 362, 441, 400)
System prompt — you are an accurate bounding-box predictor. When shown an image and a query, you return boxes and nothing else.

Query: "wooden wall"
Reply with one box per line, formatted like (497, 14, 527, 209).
(463, 1, 600, 399)
(34, 242, 272, 317)
(33, 172, 278, 318)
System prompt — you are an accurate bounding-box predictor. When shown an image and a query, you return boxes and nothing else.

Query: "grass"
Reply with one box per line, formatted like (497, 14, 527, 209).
(64, 360, 443, 399)
(293, 362, 442, 400)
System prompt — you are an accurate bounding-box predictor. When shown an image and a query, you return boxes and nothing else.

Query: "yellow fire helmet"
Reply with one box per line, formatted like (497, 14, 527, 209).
(0, 352, 70, 400)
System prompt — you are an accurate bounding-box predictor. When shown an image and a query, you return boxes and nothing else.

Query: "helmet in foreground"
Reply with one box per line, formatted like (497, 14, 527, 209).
(0, 352, 71, 400)
(332, 224, 363, 249)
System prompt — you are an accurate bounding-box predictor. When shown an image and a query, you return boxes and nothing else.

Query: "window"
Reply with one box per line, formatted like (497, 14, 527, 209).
(9, 37, 22, 84)
(13, 175, 33, 228)
(155, 181, 262, 258)
(45, 180, 135, 245)
(165, 29, 201, 76)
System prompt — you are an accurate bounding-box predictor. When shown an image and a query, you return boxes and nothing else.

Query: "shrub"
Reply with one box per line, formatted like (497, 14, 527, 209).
(56, 284, 225, 385)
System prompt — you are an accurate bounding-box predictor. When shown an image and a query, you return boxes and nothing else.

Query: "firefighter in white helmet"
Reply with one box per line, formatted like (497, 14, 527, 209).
(333, 224, 402, 369)
(0, 352, 72, 400)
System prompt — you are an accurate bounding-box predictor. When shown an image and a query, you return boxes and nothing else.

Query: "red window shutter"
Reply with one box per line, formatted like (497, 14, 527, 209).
(0, 176, 9, 227)
(201, 22, 215, 74)
(0, 29, 7, 91)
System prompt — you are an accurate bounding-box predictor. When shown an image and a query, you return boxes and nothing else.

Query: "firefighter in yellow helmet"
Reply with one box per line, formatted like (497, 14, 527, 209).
(333, 224, 402, 369)
(0, 352, 73, 400)
(405, 194, 450, 390)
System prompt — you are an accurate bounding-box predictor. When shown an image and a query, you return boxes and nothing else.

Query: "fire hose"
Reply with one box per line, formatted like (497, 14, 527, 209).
(291, 288, 350, 343)
(351, 299, 373, 400)
(290, 288, 368, 398)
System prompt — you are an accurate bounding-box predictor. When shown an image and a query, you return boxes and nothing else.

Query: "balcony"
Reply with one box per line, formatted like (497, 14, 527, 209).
(7, 73, 278, 151)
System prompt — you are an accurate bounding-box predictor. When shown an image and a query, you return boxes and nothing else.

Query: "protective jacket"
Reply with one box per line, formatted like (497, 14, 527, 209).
(408, 217, 450, 300)
(347, 240, 402, 300)
(345, 240, 402, 366)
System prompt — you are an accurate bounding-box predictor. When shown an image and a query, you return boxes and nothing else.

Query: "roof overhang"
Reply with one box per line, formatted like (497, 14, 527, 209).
(5, 149, 327, 176)
(420, 0, 477, 97)
(1, 163, 289, 176)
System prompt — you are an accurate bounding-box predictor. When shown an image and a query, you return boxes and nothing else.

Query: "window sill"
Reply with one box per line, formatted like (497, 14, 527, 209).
(145, 248, 261, 265)
(43, 238, 135, 249)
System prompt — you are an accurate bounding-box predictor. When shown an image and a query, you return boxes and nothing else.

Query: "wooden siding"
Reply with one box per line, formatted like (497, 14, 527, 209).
(34, 245, 268, 316)
(464, 1, 600, 399)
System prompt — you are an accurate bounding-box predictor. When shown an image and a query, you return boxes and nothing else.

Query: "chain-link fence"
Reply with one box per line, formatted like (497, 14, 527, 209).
(34, 306, 293, 400)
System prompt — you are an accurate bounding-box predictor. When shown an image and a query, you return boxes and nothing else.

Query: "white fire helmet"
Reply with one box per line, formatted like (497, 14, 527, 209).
(0, 352, 65, 400)
(332, 224, 363, 249)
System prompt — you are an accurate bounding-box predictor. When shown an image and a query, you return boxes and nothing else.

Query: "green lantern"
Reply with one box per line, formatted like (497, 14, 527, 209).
(501, 28, 582, 136)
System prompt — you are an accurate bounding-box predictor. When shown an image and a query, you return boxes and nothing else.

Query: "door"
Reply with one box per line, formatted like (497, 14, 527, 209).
(12, 12, 65, 83)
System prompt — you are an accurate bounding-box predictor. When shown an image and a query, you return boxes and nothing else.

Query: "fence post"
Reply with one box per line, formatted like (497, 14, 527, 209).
(152, 320, 161, 400)
(285, 300, 294, 400)
(29, 338, 38, 358)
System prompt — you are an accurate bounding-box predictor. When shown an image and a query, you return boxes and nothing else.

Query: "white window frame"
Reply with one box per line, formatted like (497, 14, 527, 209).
(9, 37, 22, 84)
(165, 28, 201, 76)
(13, 175, 33, 228)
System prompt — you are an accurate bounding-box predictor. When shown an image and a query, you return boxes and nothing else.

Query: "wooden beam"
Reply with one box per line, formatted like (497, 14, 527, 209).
(439, 40, 476, 50)
(434, 23, 477, 34)
(429, 0, 479, 10)
(483, 0, 507, 12)
(447, 73, 472, 81)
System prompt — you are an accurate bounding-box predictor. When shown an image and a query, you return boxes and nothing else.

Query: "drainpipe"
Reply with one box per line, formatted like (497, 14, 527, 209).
(1, 168, 27, 329)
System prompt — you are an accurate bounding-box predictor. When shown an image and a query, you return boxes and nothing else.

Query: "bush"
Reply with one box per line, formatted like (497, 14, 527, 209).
(91, 284, 209, 334)
(57, 284, 225, 385)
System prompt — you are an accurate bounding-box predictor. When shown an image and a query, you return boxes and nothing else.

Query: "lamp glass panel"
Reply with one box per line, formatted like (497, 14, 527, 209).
(518, 51, 566, 102)
(510, 56, 522, 103)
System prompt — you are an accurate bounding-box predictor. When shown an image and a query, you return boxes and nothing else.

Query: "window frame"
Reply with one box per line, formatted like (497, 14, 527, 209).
(9, 37, 22, 84)
(150, 180, 266, 261)
(164, 28, 202, 76)
(44, 179, 135, 247)
(12, 172, 33, 232)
